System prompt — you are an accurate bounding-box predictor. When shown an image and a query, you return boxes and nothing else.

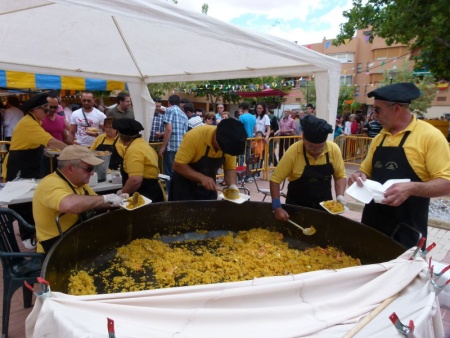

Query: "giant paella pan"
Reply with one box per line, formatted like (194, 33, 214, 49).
(42, 201, 405, 293)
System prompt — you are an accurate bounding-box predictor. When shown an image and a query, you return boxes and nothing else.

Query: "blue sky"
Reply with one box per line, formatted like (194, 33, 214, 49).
(177, 0, 354, 45)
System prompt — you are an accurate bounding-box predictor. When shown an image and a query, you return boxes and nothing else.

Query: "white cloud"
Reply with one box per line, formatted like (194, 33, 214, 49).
(175, 0, 354, 44)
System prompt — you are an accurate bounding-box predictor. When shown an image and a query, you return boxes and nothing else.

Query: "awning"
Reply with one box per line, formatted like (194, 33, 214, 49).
(0, 70, 126, 91)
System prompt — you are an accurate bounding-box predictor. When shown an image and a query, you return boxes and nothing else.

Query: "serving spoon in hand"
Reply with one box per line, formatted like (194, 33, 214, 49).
(288, 219, 316, 236)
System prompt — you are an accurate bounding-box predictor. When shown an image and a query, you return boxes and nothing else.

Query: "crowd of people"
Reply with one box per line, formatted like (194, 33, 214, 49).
(0, 81, 449, 256)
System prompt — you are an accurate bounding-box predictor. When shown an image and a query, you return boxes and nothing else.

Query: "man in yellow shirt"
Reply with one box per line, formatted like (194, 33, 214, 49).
(171, 118, 247, 201)
(270, 115, 347, 219)
(348, 82, 450, 248)
(33, 145, 124, 253)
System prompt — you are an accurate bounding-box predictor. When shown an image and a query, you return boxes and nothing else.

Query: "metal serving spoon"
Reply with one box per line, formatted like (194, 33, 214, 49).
(288, 219, 316, 236)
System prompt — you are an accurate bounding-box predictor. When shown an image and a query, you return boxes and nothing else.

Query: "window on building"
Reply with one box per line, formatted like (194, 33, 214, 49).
(329, 53, 354, 63)
(370, 73, 384, 83)
(355, 85, 360, 96)
(372, 46, 410, 60)
(340, 75, 353, 86)
(357, 63, 362, 74)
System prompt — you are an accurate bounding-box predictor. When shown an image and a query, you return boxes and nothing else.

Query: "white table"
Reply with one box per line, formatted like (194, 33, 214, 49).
(0, 180, 122, 205)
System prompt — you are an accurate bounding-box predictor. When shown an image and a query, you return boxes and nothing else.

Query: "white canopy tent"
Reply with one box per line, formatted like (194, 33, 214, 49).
(0, 0, 341, 140)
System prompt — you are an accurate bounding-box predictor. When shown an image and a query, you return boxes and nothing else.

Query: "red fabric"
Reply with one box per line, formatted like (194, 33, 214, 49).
(351, 121, 359, 135)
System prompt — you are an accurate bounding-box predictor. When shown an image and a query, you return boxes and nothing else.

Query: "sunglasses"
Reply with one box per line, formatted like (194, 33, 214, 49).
(37, 105, 50, 113)
(49, 105, 58, 110)
(207, 117, 215, 120)
(73, 164, 95, 173)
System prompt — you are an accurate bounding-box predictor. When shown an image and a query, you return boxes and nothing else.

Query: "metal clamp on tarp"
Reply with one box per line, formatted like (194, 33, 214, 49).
(24, 277, 51, 300)
(426, 257, 450, 294)
(409, 237, 426, 260)
(389, 312, 414, 337)
(420, 242, 436, 259)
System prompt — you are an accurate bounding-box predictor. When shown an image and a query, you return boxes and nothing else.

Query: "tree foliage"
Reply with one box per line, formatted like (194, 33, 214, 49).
(334, 0, 450, 79)
(380, 62, 436, 115)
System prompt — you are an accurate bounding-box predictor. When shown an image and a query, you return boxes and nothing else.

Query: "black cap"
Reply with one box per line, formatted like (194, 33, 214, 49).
(113, 118, 144, 136)
(216, 118, 247, 156)
(300, 115, 333, 144)
(367, 82, 421, 103)
(21, 93, 48, 112)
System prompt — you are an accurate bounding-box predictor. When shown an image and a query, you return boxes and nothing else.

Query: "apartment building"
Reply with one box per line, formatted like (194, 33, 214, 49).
(283, 30, 450, 119)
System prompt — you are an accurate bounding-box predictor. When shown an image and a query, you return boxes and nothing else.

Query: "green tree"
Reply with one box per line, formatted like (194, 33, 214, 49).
(201, 4, 209, 14)
(380, 62, 436, 115)
(299, 79, 316, 107)
(334, 0, 450, 79)
(337, 84, 357, 116)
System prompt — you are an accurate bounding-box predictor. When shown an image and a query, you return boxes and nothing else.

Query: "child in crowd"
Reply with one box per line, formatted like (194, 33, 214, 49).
(251, 131, 265, 174)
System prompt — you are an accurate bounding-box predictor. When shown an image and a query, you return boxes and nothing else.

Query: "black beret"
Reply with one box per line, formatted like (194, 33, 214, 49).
(300, 115, 333, 144)
(21, 93, 48, 112)
(113, 118, 144, 136)
(367, 82, 421, 103)
(216, 118, 247, 156)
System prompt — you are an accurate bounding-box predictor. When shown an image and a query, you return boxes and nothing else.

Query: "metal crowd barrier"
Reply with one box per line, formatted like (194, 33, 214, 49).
(334, 135, 372, 165)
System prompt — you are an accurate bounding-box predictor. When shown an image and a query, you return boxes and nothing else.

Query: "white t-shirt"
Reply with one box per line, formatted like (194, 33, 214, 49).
(3, 106, 24, 137)
(255, 115, 270, 135)
(344, 121, 352, 135)
(70, 108, 106, 146)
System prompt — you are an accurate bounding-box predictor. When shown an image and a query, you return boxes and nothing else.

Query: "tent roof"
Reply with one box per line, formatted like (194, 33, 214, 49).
(0, 0, 341, 140)
(0, 0, 341, 84)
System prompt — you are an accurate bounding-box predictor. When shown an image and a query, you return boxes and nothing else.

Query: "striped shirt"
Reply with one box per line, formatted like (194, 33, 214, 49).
(149, 112, 165, 142)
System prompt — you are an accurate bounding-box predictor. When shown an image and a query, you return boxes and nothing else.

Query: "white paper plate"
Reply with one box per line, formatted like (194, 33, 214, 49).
(120, 195, 152, 210)
(218, 192, 250, 204)
(319, 201, 349, 215)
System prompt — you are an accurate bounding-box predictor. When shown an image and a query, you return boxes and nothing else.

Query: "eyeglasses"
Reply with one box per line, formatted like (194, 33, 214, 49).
(124, 100, 132, 103)
(49, 105, 58, 110)
(37, 105, 49, 113)
(73, 164, 95, 173)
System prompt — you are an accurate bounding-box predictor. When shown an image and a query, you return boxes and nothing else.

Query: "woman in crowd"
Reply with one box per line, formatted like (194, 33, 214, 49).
(204, 112, 216, 125)
(254, 102, 271, 144)
(112, 118, 164, 202)
(90, 117, 125, 170)
(334, 118, 345, 139)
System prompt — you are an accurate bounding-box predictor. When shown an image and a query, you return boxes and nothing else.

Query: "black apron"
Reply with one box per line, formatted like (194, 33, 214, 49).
(121, 140, 164, 203)
(170, 146, 224, 201)
(361, 132, 429, 249)
(39, 169, 94, 253)
(6, 113, 44, 181)
(286, 145, 333, 210)
(95, 135, 123, 170)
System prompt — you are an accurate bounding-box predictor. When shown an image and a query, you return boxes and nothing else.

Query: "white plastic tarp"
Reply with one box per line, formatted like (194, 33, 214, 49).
(0, 0, 341, 140)
(25, 250, 444, 337)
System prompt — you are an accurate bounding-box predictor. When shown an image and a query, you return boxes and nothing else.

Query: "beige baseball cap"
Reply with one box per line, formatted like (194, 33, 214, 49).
(58, 145, 104, 165)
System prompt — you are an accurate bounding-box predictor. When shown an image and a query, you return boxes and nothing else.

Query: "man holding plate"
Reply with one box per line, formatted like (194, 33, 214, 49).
(170, 118, 247, 201)
(270, 115, 347, 219)
(33, 145, 124, 254)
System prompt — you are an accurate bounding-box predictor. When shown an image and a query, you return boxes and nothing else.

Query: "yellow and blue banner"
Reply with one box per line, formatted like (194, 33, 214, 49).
(0, 70, 126, 91)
